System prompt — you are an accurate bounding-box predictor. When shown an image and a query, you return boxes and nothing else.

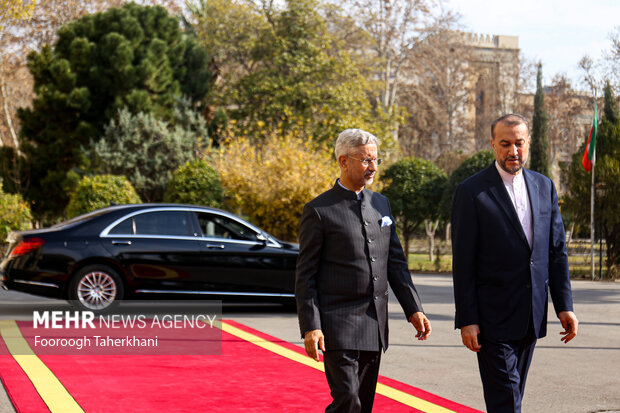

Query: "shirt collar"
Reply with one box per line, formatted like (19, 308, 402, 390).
(495, 160, 524, 186)
(336, 179, 364, 200)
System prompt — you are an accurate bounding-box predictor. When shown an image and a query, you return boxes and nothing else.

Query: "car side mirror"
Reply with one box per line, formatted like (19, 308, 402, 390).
(256, 233, 267, 245)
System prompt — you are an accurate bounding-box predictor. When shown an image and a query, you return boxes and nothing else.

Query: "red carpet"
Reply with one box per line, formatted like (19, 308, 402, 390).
(0, 336, 48, 412)
(0, 319, 481, 412)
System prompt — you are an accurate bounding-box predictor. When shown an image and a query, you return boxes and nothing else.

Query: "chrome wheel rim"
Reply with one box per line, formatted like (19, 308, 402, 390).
(77, 271, 117, 310)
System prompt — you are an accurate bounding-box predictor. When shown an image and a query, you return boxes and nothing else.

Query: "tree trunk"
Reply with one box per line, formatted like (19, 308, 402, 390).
(425, 219, 439, 262)
(1, 77, 20, 151)
(0, 76, 24, 191)
(605, 224, 620, 280)
(392, 120, 399, 143)
(566, 222, 574, 244)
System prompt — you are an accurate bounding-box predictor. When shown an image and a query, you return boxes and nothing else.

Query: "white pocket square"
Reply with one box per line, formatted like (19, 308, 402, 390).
(381, 216, 393, 227)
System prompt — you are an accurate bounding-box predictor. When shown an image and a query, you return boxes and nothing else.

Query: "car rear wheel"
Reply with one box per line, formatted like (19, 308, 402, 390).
(69, 265, 124, 311)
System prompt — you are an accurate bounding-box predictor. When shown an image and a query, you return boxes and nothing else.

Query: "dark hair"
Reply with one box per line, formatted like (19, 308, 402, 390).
(491, 114, 530, 139)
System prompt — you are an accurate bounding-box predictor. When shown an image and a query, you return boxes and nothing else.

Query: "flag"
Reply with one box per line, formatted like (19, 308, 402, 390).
(582, 102, 598, 172)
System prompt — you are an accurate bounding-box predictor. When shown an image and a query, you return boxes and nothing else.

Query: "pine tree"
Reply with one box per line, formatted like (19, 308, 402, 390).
(15, 4, 213, 221)
(530, 63, 550, 176)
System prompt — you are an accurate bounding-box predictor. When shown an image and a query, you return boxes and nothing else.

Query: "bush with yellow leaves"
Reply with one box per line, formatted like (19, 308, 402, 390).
(0, 184, 32, 248)
(213, 131, 338, 242)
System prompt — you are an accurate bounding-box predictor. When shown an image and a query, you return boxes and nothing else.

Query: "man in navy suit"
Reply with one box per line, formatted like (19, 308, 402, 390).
(451, 114, 578, 413)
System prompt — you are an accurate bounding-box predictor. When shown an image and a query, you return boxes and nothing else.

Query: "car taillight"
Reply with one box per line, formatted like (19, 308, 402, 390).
(10, 238, 46, 257)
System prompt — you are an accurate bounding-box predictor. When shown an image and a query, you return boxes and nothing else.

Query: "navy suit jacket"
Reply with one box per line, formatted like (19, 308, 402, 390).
(295, 182, 423, 351)
(451, 164, 573, 341)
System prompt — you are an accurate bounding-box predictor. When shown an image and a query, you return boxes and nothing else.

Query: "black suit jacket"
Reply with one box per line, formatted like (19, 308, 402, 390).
(451, 164, 574, 341)
(295, 181, 423, 352)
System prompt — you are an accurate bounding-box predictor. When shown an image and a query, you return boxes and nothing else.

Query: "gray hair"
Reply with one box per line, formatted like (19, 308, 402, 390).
(334, 129, 380, 159)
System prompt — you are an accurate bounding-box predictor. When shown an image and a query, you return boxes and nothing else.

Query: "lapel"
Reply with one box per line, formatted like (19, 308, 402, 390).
(485, 164, 530, 250)
(523, 169, 539, 250)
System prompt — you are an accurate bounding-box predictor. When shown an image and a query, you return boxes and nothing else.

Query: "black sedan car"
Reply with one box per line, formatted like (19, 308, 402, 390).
(0, 204, 298, 311)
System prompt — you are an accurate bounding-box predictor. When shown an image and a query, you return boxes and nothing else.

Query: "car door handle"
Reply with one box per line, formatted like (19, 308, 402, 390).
(205, 243, 225, 249)
(111, 240, 132, 246)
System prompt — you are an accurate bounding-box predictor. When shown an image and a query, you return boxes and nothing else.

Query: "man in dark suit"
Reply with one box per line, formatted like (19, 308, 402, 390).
(296, 128, 431, 413)
(451, 114, 579, 413)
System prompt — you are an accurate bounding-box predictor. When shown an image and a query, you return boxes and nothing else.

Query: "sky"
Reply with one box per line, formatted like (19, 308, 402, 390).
(446, 0, 619, 87)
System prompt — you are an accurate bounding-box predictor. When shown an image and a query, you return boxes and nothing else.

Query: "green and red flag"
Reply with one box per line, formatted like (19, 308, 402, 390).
(582, 101, 598, 172)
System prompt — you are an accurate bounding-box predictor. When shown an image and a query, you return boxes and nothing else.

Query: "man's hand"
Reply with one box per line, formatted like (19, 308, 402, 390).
(558, 311, 578, 344)
(303, 329, 325, 361)
(409, 312, 432, 340)
(461, 324, 482, 352)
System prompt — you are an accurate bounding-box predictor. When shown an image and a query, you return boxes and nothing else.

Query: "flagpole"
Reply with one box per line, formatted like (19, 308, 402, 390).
(590, 149, 596, 280)
(589, 96, 598, 280)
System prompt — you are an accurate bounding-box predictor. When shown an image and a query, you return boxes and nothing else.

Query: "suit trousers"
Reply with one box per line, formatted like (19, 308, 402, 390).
(476, 324, 537, 413)
(323, 350, 382, 413)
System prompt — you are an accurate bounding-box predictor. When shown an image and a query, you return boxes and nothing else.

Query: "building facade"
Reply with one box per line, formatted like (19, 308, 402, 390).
(406, 31, 593, 193)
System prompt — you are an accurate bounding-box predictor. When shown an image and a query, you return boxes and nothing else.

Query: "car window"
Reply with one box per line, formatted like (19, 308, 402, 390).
(109, 218, 134, 235)
(109, 211, 191, 236)
(53, 207, 121, 229)
(195, 212, 259, 241)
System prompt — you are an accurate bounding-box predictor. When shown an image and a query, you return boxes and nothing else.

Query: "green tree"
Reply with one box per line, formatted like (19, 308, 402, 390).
(0, 184, 32, 249)
(88, 103, 206, 203)
(439, 150, 494, 222)
(191, 0, 393, 147)
(16, 3, 212, 220)
(564, 82, 620, 278)
(381, 158, 447, 259)
(164, 160, 224, 207)
(66, 175, 141, 218)
(530, 63, 550, 176)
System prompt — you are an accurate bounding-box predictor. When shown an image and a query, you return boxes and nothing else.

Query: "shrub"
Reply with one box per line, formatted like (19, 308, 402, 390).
(0, 186, 32, 243)
(164, 160, 224, 207)
(213, 131, 338, 241)
(88, 102, 207, 202)
(66, 175, 141, 218)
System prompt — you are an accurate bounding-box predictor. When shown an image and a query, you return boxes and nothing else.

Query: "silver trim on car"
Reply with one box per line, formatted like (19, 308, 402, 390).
(134, 289, 295, 298)
(99, 207, 282, 248)
(14, 279, 60, 288)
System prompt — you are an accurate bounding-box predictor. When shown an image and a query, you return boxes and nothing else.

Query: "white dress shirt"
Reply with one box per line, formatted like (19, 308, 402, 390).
(495, 161, 533, 248)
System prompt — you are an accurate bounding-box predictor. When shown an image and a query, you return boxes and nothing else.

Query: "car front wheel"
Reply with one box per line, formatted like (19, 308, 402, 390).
(69, 265, 124, 311)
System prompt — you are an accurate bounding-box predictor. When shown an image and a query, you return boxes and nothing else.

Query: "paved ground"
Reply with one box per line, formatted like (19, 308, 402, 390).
(228, 274, 620, 413)
(1, 274, 619, 412)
